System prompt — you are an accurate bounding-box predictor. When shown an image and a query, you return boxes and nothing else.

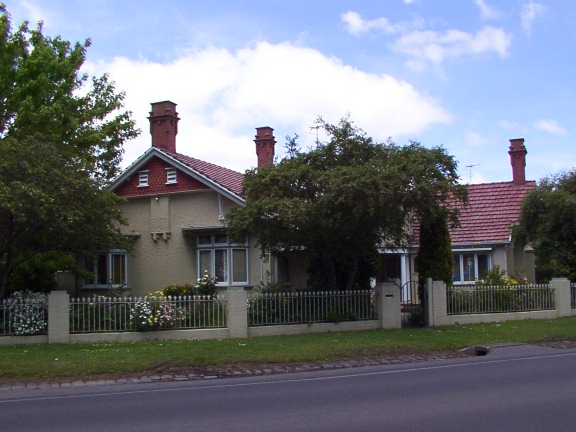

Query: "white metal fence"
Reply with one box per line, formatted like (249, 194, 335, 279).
(1, 280, 574, 344)
(447, 284, 555, 315)
(70, 295, 226, 333)
(248, 290, 376, 326)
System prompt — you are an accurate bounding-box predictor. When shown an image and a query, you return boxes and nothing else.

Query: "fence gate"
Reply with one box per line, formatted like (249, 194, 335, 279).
(400, 281, 426, 327)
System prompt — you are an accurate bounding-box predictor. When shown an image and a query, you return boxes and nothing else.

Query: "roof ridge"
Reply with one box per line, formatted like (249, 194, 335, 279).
(465, 180, 536, 187)
(161, 149, 245, 198)
(165, 150, 244, 175)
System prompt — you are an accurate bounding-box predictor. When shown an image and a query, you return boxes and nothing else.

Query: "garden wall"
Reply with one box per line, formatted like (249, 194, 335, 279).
(427, 278, 575, 326)
(0, 284, 400, 345)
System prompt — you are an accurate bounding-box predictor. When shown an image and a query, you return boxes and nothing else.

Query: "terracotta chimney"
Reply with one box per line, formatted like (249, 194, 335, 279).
(508, 138, 527, 185)
(148, 101, 179, 153)
(255, 126, 275, 168)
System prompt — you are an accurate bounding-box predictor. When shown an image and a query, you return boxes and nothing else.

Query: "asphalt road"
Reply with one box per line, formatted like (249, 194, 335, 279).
(1, 344, 576, 432)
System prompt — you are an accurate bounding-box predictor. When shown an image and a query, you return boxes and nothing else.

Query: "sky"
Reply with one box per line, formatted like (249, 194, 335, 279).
(5, 0, 575, 184)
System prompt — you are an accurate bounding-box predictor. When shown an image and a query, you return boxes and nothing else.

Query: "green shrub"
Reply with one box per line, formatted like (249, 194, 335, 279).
(476, 266, 528, 286)
(254, 272, 285, 294)
(163, 283, 195, 297)
(196, 271, 217, 297)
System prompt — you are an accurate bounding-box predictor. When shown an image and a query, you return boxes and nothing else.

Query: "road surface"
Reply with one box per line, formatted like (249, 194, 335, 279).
(1, 344, 575, 431)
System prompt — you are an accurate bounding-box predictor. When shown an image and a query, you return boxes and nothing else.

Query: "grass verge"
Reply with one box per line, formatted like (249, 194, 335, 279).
(1, 316, 576, 381)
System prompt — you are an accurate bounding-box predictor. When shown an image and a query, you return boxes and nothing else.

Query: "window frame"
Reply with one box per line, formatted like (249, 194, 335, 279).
(196, 234, 249, 285)
(452, 250, 491, 284)
(83, 251, 128, 289)
(138, 170, 149, 187)
(165, 168, 177, 184)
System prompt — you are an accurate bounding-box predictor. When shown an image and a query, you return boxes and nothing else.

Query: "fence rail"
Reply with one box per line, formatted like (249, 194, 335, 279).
(0, 298, 48, 336)
(70, 295, 226, 333)
(447, 284, 554, 315)
(248, 290, 376, 326)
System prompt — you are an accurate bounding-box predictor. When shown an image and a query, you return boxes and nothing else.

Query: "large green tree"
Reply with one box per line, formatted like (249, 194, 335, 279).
(514, 170, 576, 281)
(227, 117, 465, 291)
(0, 5, 139, 298)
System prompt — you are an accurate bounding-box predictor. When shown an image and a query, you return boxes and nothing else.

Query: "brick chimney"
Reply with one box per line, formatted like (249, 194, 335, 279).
(148, 101, 179, 153)
(508, 138, 527, 185)
(255, 126, 275, 168)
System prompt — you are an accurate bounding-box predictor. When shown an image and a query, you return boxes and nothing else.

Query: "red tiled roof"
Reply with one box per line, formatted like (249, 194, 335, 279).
(447, 181, 535, 245)
(166, 151, 244, 197)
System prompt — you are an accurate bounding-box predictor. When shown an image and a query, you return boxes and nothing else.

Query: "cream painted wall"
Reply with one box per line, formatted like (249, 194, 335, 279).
(119, 190, 271, 296)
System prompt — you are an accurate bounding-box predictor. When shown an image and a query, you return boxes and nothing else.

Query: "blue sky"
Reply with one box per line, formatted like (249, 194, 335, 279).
(6, 0, 575, 183)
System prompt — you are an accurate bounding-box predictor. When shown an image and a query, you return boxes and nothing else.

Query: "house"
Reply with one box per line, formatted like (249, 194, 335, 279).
(378, 138, 536, 291)
(78, 101, 281, 296)
(75, 100, 535, 296)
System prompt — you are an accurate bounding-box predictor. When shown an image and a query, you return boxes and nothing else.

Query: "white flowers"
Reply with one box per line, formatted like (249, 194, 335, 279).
(2, 291, 47, 336)
(129, 295, 183, 331)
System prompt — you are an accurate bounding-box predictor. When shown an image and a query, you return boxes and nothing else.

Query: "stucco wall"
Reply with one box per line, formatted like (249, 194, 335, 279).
(492, 244, 536, 282)
(119, 190, 270, 296)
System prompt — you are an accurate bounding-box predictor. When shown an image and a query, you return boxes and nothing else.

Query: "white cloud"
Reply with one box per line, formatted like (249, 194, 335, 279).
(463, 170, 489, 185)
(341, 11, 415, 36)
(341, 11, 511, 70)
(521, 2, 546, 36)
(392, 26, 511, 70)
(498, 120, 531, 136)
(474, 0, 501, 20)
(534, 119, 567, 135)
(85, 42, 452, 171)
(19, 1, 48, 24)
(498, 120, 521, 130)
(465, 130, 491, 147)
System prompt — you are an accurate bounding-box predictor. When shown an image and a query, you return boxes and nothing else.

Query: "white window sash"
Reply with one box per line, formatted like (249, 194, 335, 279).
(196, 234, 248, 285)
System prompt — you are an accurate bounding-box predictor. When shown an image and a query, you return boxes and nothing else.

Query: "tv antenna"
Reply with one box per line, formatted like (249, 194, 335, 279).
(465, 164, 480, 182)
(309, 124, 321, 144)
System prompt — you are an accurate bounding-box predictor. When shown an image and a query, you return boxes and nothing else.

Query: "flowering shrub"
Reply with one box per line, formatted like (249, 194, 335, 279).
(129, 292, 183, 331)
(476, 266, 529, 286)
(163, 283, 195, 297)
(196, 271, 217, 297)
(4, 291, 47, 335)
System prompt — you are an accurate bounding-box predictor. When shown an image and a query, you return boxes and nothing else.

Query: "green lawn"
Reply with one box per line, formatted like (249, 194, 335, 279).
(2, 317, 576, 381)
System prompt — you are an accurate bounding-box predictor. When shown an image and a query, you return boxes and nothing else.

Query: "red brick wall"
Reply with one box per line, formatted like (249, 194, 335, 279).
(508, 138, 527, 185)
(255, 126, 275, 168)
(114, 157, 208, 197)
(149, 101, 178, 153)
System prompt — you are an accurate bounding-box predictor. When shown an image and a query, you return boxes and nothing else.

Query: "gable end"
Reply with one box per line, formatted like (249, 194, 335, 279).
(114, 157, 208, 197)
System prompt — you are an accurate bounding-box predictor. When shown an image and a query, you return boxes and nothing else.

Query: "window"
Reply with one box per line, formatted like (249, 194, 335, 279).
(453, 252, 490, 283)
(275, 254, 291, 285)
(138, 171, 149, 187)
(84, 251, 128, 288)
(166, 168, 177, 184)
(197, 234, 248, 284)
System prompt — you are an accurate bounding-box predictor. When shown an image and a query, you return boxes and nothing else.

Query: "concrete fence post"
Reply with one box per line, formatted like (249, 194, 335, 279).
(549, 278, 571, 317)
(376, 282, 401, 329)
(427, 279, 447, 327)
(48, 290, 70, 344)
(226, 287, 248, 338)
